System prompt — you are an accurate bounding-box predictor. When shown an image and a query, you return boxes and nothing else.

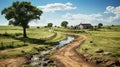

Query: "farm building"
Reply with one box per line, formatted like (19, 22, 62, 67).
(79, 23, 93, 29)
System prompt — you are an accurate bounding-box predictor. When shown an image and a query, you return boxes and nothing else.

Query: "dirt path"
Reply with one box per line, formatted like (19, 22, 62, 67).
(0, 35, 96, 67)
(52, 35, 96, 67)
(0, 57, 27, 67)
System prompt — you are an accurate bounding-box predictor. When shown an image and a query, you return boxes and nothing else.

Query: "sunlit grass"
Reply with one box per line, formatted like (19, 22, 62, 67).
(77, 29, 120, 58)
(0, 26, 68, 59)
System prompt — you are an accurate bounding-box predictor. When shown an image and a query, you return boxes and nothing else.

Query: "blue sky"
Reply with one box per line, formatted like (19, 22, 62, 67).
(0, 0, 120, 26)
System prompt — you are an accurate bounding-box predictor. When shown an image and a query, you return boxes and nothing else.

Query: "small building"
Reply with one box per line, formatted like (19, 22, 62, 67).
(79, 23, 93, 29)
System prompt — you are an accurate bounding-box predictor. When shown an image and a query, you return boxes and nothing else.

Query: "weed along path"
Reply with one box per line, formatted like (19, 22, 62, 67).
(52, 35, 96, 67)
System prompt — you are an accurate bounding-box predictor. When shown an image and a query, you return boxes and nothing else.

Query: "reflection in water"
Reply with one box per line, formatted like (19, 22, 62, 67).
(58, 36, 74, 47)
(30, 36, 74, 66)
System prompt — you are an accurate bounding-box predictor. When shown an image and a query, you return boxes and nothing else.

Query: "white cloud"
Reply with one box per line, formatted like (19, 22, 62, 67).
(37, 2, 76, 12)
(62, 13, 103, 25)
(62, 6, 120, 25)
(29, 6, 120, 26)
(105, 6, 120, 16)
(104, 6, 120, 23)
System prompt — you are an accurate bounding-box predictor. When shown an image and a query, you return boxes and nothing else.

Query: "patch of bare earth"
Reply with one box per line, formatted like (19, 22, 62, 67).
(0, 57, 27, 67)
(52, 35, 97, 67)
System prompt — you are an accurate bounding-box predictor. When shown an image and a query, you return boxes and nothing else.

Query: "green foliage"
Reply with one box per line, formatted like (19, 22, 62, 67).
(1, 1, 43, 26)
(47, 23, 53, 27)
(1, 1, 43, 38)
(98, 23, 103, 28)
(0, 40, 28, 50)
(61, 21, 68, 28)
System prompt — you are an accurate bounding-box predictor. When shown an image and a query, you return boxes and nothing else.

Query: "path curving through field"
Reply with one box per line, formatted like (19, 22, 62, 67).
(52, 35, 96, 67)
(0, 35, 96, 67)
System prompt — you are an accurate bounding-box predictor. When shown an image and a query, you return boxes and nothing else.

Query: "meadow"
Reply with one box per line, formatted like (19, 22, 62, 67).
(0, 26, 67, 59)
(77, 25, 120, 62)
(0, 25, 120, 62)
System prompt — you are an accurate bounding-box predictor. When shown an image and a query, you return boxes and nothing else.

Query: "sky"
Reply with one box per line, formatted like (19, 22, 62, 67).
(0, 0, 120, 26)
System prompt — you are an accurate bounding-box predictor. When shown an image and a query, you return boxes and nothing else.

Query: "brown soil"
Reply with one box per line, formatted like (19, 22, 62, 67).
(0, 56, 27, 67)
(52, 35, 97, 67)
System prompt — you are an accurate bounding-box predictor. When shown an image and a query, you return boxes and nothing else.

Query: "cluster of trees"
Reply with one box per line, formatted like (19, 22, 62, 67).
(46, 21, 69, 28)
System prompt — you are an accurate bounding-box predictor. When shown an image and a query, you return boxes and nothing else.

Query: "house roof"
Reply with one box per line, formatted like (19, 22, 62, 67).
(79, 23, 92, 26)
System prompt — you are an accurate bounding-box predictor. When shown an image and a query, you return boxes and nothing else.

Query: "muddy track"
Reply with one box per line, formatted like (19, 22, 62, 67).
(52, 35, 96, 67)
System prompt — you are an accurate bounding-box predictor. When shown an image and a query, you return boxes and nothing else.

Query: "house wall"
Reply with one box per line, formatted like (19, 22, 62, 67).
(79, 24, 93, 29)
(80, 25, 83, 29)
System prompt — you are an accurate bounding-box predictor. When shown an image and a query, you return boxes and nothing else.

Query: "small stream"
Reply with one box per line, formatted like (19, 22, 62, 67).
(29, 36, 74, 67)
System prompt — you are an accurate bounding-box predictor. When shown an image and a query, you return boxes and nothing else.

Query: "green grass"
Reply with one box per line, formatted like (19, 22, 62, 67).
(46, 32, 67, 43)
(0, 44, 50, 59)
(0, 26, 67, 59)
(1, 25, 120, 60)
(77, 25, 120, 59)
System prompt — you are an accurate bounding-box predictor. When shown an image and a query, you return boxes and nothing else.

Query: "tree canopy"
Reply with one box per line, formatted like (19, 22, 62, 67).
(1, 1, 43, 38)
(98, 23, 103, 28)
(61, 21, 68, 28)
(47, 23, 53, 27)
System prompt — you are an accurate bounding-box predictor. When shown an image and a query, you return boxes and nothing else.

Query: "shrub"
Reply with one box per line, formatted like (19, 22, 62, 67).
(37, 26, 40, 29)
(21, 50, 25, 54)
(90, 41, 93, 43)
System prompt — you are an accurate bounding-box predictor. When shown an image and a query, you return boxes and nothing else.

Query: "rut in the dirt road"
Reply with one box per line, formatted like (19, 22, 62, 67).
(52, 36, 96, 67)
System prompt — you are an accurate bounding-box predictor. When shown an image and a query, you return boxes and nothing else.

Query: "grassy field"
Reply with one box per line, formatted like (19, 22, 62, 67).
(0, 25, 120, 61)
(77, 25, 120, 59)
(0, 26, 67, 59)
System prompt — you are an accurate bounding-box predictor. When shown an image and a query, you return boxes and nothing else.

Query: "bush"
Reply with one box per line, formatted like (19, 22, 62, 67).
(37, 26, 40, 29)
(21, 50, 26, 54)
(90, 41, 93, 43)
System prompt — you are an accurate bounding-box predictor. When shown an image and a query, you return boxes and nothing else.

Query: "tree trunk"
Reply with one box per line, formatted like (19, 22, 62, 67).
(23, 27, 27, 38)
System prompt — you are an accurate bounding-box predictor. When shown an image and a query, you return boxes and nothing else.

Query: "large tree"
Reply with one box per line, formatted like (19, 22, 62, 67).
(61, 21, 68, 28)
(1, 1, 43, 38)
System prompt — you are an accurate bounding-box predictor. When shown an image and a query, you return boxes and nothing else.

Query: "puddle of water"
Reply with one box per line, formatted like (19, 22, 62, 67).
(57, 36, 74, 47)
(30, 36, 74, 66)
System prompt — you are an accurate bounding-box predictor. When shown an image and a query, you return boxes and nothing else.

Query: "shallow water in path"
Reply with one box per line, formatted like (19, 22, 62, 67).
(30, 36, 74, 66)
